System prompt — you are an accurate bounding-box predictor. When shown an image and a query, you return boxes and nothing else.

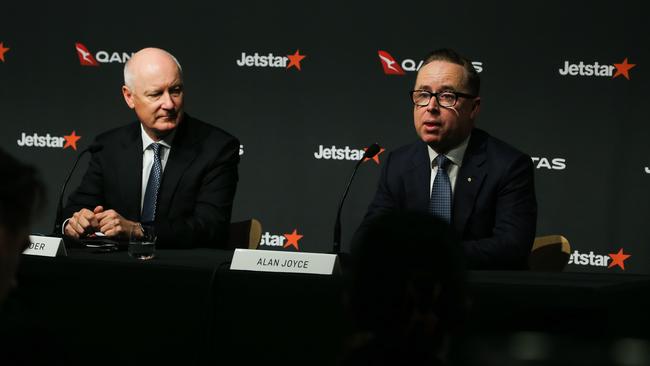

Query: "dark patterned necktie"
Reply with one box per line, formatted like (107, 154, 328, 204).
(429, 154, 452, 223)
(141, 143, 162, 223)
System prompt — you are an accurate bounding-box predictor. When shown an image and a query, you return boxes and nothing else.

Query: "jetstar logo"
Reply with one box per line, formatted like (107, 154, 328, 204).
(558, 58, 636, 80)
(531, 157, 566, 170)
(568, 248, 631, 270)
(313, 144, 385, 164)
(75, 42, 134, 66)
(378, 50, 483, 75)
(259, 228, 303, 251)
(0, 42, 10, 62)
(16, 131, 82, 150)
(236, 49, 306, 71)
(608, 248, 631, 270)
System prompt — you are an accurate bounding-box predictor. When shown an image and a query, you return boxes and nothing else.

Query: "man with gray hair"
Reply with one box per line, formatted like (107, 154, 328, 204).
(62, 47, 240, 248)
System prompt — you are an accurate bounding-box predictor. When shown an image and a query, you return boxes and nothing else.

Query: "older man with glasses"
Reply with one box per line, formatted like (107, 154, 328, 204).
(358, 48, 537, 270)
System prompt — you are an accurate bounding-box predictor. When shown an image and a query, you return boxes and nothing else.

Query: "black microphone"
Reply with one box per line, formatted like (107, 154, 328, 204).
(51, 143, 103, 236)
(332, 143, 381, 254)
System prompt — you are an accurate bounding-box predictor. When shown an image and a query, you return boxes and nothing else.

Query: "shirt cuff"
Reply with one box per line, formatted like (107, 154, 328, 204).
(61, 218, 71, 235)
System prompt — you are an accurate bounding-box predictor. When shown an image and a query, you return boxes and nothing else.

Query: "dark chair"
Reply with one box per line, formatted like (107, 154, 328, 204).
(528, 235, 571, 271)
(226, 219, 262, 249)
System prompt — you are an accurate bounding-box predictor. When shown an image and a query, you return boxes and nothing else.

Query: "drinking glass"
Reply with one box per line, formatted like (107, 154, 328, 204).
(128, 223, 156, 260)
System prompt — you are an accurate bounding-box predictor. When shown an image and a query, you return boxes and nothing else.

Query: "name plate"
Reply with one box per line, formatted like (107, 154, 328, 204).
(23, 235, 67, 257)
(230, 249, 339, 275)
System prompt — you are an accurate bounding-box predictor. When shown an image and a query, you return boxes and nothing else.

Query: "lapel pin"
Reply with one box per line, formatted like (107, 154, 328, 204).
(467, 177, 472, 182)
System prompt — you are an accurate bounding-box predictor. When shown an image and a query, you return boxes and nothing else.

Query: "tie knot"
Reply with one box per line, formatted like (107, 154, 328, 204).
(150, 143, 161, 157)
(435, 154, 451, 170)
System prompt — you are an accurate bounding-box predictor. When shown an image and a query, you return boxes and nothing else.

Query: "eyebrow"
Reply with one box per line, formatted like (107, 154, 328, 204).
(145, 83, 183, 93)
(415, 84, 457, 92)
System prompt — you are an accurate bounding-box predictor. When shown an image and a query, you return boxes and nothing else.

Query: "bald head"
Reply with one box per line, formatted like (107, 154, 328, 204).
(121, 47, 185, 140)
(124, 48, 183, 92)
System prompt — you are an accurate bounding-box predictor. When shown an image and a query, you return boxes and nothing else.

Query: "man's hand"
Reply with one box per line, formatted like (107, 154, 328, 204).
(64, 206, 102, 239)
(96, 208, 138, 238)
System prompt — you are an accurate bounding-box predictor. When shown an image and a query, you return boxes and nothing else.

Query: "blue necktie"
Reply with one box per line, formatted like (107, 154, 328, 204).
(141, 143, 162, 223)
(429, 154, 452, 223)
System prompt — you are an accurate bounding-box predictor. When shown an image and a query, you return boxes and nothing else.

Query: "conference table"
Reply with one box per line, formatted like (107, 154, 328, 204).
(2, 248, 649, 365)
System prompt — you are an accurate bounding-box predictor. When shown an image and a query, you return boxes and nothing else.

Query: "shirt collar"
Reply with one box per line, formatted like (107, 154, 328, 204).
(427, 133, 471, 168)
(141, 124, 175, 151)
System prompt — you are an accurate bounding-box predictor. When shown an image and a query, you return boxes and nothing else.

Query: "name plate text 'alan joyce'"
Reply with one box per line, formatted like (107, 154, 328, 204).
(230, 249, 339, 275)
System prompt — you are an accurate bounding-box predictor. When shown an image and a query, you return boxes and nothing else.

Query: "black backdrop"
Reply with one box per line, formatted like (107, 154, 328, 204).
(1, 1, 647, 274)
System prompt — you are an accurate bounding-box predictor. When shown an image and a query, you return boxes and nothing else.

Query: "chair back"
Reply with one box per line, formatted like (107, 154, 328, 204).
(528, 235, 571, 271)
(227, 219, 262, 249)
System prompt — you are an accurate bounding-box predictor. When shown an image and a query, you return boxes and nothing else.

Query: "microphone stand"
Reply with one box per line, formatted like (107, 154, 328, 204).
(51, 144, 101, 236)
(332, 143, 380, 255)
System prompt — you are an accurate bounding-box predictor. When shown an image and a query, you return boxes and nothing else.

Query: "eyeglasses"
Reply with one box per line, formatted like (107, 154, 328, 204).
(410, 90, 476, 108)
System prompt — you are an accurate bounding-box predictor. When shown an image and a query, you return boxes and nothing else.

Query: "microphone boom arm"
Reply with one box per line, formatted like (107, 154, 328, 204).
(332, 143, 381, 254)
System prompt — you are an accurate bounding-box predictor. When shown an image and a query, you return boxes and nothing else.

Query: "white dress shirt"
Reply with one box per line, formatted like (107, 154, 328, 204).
(62, 125, 176, 234)
(427, 134, 471, 199)
(140, 125, 175, 211)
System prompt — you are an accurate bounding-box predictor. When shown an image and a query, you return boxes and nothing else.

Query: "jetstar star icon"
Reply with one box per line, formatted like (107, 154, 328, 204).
(608, 248, 631, 270)
(63, 131, 82, 150)
(286, 50, 306, 71)
(0, 42, 10, 62)
(283, 229, 303, 250)
(75, 42, 99, 66)
(363, 146, 385, 164)
(378, 50, 405, 75)
(613, 58, 636, 80)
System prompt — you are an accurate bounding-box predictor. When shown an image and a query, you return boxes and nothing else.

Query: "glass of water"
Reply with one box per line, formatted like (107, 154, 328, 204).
(128, 223, 156, 260)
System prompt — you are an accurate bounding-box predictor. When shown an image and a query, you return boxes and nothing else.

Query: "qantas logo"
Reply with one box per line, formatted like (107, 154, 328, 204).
(378, 51, 405, 75)
(259, 228, 303, 251)
(314, 145, 384, 164)
(378, 50, 483, 75)
(0, 42, 10, 63)
(75, 42, 134, 66)
(75, 43, 99, 66)
(568, 248, 631, 270)
(558, 58, 636, 80)
(236, 49, 306, 71)
(17, 131, 82, 150)
(531, 157, 566, 170)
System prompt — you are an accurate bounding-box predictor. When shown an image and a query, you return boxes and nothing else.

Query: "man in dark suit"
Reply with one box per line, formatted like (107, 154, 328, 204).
(62, 48, 239, 249)
(362, 48, 536, 269)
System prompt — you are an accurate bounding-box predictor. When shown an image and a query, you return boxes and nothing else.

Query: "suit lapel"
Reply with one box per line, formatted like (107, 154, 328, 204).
(453, 130, 487, 235)
(405, 141, 431, 213)
(157, 117, 200, 217)
(118, 122, 143, 220)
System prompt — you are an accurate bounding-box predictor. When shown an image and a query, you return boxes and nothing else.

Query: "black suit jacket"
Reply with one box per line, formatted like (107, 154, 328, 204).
(63, 115, 240, 249)
(363, 128, 537, 269)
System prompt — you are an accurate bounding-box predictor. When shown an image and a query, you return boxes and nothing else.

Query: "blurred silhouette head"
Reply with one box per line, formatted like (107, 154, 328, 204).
(345, 211, 468, 364)
(0, 148, 45, 304)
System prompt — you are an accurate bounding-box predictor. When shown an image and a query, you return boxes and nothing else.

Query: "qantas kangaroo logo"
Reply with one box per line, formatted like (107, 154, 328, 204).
(378, 50, 405, 75)
(75, 43, 99, 66)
